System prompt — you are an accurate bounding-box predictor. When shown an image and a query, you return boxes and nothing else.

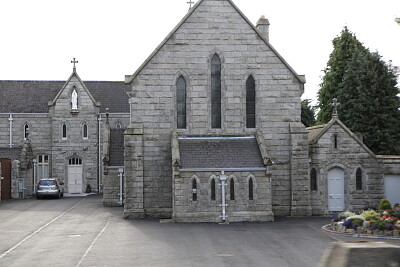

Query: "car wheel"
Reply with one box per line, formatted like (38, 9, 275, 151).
(36, 195, 41, 199)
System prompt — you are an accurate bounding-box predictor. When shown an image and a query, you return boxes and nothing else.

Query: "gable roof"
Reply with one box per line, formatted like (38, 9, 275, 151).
(125, 0, 305, 85)
(49, 71, 100, 109)
(0, 78, 130, 113)
(178, 136, 265, 170)
(307, 118, 376, 158)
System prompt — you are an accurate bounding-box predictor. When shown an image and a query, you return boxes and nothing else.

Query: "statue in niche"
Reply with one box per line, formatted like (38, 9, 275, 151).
(71, 89, 78, 110)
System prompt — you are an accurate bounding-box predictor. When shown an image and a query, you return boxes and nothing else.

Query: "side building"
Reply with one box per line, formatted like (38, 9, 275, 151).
(0, 68, 129, 200)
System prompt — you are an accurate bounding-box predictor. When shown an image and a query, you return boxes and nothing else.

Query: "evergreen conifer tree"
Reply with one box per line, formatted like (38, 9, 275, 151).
(318, 28, 400, 155)
(317, 27, 367, 124)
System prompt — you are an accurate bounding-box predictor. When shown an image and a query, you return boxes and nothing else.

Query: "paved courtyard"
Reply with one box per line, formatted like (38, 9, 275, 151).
(0, 195, 399, 267)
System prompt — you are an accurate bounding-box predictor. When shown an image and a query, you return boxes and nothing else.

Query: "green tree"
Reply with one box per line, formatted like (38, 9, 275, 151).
(317, 27, 400, 155)
(301, 99, 316, 127)
(338, 50, 400, 154)
(317, 27, 368, 124)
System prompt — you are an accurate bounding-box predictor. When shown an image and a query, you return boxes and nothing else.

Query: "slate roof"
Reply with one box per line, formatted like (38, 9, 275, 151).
(306, 124, 326, 142)
(0, 148, 22, 160)
(0, 80, 130, 113)
(109, 129, 125, 166)
(178, 136, 265, 169)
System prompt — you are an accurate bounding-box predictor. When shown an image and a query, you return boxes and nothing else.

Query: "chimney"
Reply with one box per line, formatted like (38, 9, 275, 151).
(256, 15, 270, 42)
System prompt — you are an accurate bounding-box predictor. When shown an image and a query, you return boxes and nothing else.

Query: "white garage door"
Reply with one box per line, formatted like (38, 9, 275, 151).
(385, 175, 400, 205)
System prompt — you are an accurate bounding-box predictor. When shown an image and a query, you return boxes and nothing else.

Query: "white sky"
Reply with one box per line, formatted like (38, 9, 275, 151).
(1, 0, 399, 102)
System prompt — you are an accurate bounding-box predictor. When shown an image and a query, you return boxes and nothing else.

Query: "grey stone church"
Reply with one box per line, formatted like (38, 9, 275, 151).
(1, 0, 399, 222)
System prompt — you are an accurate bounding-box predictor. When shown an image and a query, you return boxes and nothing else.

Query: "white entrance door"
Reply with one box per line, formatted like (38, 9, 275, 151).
(68, 158, 83, 193)
(328, 168, 345, 211)
(385, 175, 400, 205)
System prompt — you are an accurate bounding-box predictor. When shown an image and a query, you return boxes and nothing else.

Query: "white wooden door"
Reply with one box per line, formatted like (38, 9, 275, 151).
(68, 165, 83, 193)
(385, 175, 400, 205)
(328, 168, 345, 211)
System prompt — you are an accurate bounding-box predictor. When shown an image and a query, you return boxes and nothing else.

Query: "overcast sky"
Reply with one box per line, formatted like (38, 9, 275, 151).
(1, 0, 399, 102)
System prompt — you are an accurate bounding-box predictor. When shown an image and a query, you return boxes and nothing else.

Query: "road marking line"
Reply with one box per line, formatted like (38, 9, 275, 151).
(76, 219, 110, 267)
(0, 198, 86, 259)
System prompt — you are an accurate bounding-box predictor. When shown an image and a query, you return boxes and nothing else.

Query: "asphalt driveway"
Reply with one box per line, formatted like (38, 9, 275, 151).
(0, 195, 398, 267)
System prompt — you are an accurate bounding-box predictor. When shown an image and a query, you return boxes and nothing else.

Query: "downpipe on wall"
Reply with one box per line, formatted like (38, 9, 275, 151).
(219, 171, 228, 222)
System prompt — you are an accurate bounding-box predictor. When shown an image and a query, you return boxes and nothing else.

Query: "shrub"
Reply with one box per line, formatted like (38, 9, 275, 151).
(376, 220, 386, 231)
(385, 223, 394, 231)
(361, 209, 380, 221)
(394, 203, 399, 208)
(331, 214, 340, 222)
(342, 220, 352, 228)
(339, 211, 356, 219)
(380, 199, 392, 210)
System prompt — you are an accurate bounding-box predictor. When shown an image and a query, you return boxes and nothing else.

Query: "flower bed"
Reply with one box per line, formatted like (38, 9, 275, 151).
(330, 201, 400, 238)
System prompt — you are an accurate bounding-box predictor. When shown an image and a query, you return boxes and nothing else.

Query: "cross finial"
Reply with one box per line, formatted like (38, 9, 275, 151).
(71, 58, 78, 71)
(187, 0, 194, 10)
(331, 98, 340, 118)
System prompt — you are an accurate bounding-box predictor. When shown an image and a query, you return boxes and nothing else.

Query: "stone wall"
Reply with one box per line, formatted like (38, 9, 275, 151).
(103, 168, 123, 207)
(125, 0, 308, 219)
(49, 75, 100, 193)
(309, 122, 384, 215)
(173, 171, 273, 223)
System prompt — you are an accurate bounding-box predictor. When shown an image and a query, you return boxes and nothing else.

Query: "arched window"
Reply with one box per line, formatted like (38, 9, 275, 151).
(249, 178, 254, 200)
(115, 123, 122, 129)
(230, 179, 235, 200)
(356, 168, 362, 190)
(23, 123, 29, 140)
(62, 124, 67, 140)
(310, 168, 317, 191)
(192, 179, 197, 201)
(211, 178, 216, 201)
(211, 54, 221, 129)
(83, 123, 88, 139)
(177, 76, 187, 129)
(246, 75, 256, 128)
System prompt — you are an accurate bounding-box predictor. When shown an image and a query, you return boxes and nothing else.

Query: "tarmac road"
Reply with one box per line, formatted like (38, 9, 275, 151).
(0, 195, 399, 267)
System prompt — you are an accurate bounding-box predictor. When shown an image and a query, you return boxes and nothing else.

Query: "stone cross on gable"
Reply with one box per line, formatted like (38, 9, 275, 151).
(71, 58, 78, 71)
(331, 98, 340, 118)
(187, 0, 194, 10)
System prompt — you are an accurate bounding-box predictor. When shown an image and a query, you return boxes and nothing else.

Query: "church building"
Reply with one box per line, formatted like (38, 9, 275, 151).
(1, 0, 399, 221)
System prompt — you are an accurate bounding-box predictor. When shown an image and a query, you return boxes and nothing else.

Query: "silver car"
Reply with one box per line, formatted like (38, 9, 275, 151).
(36, 178, 64, 199)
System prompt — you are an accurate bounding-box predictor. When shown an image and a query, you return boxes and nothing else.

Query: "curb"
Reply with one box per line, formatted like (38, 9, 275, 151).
(322, 224, 400, 240)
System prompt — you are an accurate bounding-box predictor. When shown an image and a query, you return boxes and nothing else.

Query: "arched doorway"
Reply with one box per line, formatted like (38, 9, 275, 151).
(0, 159, 12, 200)
(328, 167, 345, 212)
(68, 158, 83, 193)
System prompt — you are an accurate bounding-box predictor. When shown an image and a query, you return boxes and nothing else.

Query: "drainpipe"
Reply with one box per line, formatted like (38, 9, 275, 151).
(8, 114, 13, 148)
(219, 171, 228, 221)
(32, 159, 37, 194)
(118, 168, 124, 205)
(98, 115, 102, 193)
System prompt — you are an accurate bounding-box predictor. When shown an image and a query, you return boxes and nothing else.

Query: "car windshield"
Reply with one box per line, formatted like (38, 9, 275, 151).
(39, 180, 56, 186)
